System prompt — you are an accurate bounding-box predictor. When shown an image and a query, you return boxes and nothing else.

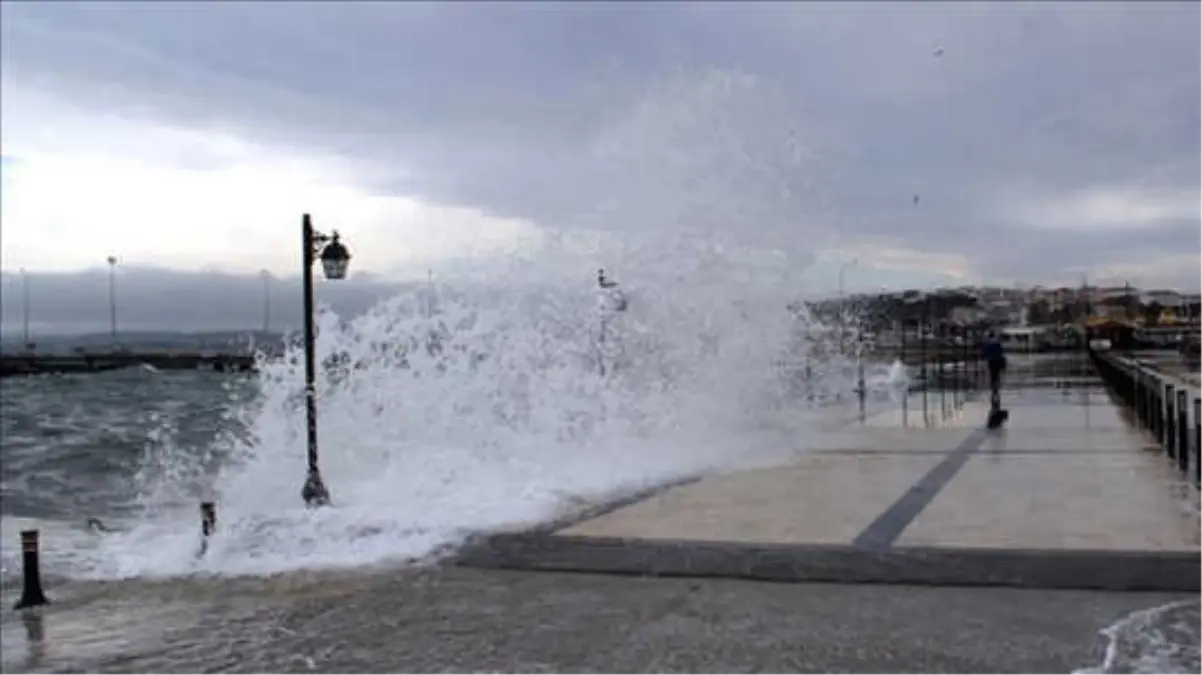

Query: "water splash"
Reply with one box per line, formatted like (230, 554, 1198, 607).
(1075, 599, 1201, 674)
(85, 67, 879, 578)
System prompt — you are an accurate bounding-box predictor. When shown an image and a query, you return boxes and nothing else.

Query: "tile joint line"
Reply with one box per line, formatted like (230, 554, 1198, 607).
(851, 426, 989, 552)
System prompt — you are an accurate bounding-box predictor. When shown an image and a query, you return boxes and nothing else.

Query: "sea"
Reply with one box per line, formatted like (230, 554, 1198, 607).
(1, 275, 1198, 672)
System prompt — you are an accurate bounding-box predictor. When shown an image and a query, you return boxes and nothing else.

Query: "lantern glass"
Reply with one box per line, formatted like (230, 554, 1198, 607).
(321, 256, 349, 280)
(319, 235, 351, 280)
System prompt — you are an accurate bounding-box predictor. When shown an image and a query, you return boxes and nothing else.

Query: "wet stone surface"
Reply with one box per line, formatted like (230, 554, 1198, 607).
(2, 565, 1196, 673)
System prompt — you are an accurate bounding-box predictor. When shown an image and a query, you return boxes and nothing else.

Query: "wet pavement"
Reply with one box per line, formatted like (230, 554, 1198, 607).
(2, 567, 1197, 673)
(472, 357, 1199, 592)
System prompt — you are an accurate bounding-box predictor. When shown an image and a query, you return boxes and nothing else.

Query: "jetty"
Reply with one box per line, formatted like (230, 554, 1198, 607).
(463, 349, 1201, 592)
(0, 350, 257, 378)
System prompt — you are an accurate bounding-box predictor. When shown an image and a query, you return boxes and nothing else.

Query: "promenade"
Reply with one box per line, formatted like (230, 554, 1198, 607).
(4, 352, 1199, 673)
(464, 353, 1201, 592)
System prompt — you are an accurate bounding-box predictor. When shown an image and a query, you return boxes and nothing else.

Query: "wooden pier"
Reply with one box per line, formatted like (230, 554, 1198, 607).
(0, 351, 257, 378)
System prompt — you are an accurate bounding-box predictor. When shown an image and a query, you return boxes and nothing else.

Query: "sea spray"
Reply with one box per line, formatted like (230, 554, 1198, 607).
(88, 67, 872, 578)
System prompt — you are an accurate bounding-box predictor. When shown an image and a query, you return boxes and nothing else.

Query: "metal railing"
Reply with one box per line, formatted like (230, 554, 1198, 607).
(1090, 348, 1201, 486)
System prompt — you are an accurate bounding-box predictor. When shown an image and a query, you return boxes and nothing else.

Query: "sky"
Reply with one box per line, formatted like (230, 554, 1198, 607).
(0, 1, 1199, 333)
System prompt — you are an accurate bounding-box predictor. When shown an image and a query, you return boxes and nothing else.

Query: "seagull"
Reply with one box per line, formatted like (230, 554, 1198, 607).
(933, 46, 945, 57)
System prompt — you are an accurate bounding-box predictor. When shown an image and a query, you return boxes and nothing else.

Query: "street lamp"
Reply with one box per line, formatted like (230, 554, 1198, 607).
(300, 213, 351, 508)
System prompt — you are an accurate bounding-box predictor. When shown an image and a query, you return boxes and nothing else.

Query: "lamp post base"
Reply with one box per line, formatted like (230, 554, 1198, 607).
(301, 470, 331, 508)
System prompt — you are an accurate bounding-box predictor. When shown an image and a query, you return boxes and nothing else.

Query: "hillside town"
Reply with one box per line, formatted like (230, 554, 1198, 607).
(815, 284, 1202, 356)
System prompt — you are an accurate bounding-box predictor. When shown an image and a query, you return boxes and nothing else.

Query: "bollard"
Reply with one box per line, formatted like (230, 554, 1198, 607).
(1138, 372, 1149, 429)
(197, 501, 217, 557)
(939, 351, 948, 421)
(900, 321, 909, 428)
(1133, 369, 1143, 426)
(951, 335, 960, 409)
(1177, 390, 1189, 476)
(920, 306, 929, 428)
(14, 530, 49, 610)
(1154, 384, 1164, 444)
(1165, 384, 1176, 459)
(958, 331, 967, 407)
(1193, 398, 1200, 487)
(856, 361, 866, 424)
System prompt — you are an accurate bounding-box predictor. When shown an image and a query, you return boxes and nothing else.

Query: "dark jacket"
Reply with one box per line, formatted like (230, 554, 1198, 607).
(982, 338, 1005, 366)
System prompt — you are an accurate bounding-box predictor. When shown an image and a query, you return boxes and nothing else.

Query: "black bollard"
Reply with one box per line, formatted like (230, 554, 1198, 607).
(14, 530, 49, 610)
(900, 320, 909, 428)
(958, 330, 966, 407)
(938, 341, 948, 421)
(198, 501, 216, 557)
(856, 360, 866, 424)
(920, 302, 929, 427)
(1193, 398, 1200, 487)
(1177, 390, 1189, 476)
(1137, 372, 1148, 428)
(1165, 384, 1176, 459)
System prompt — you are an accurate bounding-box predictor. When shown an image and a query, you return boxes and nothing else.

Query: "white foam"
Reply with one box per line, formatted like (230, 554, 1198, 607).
(1075, 599, 1201, 674)
(91, 261, 878, 578)
(78, 67, 895, 579)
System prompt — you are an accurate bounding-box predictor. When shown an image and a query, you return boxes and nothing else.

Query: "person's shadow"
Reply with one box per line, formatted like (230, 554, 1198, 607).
(983, 424, 1009, 462)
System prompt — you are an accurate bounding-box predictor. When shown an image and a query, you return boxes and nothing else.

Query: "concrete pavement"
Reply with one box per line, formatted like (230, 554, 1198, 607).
(463, 361, 1201, 592)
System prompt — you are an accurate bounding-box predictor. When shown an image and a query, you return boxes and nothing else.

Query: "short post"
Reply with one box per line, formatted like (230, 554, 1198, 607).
(938, 340, 948, 421)
(1193, 397, 1200, 486)
(1165, 384, 1176, 459)
(14, 530, 49, 610)
(1149, 379, 1158, 441)
(958, 329, 967, 406)
(856, 361, 866, 424)
(855, 327, 866, 423)
(1138, 372, 1149, 428)
(951, 333, 960, 409)
(1134, 369, 1144, 425)
(900, 319, 909, 428)
(920, 318, 929, 427)
(1177, 390, 1189, 476)
(198, 501, 216, 557)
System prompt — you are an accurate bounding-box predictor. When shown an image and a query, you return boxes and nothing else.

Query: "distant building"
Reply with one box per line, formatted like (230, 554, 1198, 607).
(949, 306, 988, 325)
(1140, 289, 1186, 311)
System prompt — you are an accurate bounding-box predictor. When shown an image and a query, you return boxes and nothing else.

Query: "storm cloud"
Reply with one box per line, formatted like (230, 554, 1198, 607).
(1, 0, 1198, 330)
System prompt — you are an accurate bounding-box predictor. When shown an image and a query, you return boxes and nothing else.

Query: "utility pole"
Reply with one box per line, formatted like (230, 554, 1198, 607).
(106, 256, 119, 348)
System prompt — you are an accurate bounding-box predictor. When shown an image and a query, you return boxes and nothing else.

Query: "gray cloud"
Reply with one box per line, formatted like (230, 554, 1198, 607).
(2, 1, 1198, 288)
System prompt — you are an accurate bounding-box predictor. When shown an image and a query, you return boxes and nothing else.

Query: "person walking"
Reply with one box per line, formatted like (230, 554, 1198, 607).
(982, 331, 1007, 409)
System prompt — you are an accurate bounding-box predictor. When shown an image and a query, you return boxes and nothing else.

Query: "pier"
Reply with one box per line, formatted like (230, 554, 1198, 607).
(463, 351, 1201, 592)
(0, 350, 257, 378)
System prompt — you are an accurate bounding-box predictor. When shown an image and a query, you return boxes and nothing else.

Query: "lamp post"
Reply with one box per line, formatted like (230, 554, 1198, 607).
(300, 213, 351, 508)
(106, 256, 119, 349)
(837, 259, 857, 355)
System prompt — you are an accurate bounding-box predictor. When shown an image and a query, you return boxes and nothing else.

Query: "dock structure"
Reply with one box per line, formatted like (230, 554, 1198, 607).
(0, 351, 257, 378)
(462, 352, 1200, 592)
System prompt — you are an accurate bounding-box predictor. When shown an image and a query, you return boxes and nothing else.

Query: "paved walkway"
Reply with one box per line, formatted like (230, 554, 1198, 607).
(463, 356, 1201, 591)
